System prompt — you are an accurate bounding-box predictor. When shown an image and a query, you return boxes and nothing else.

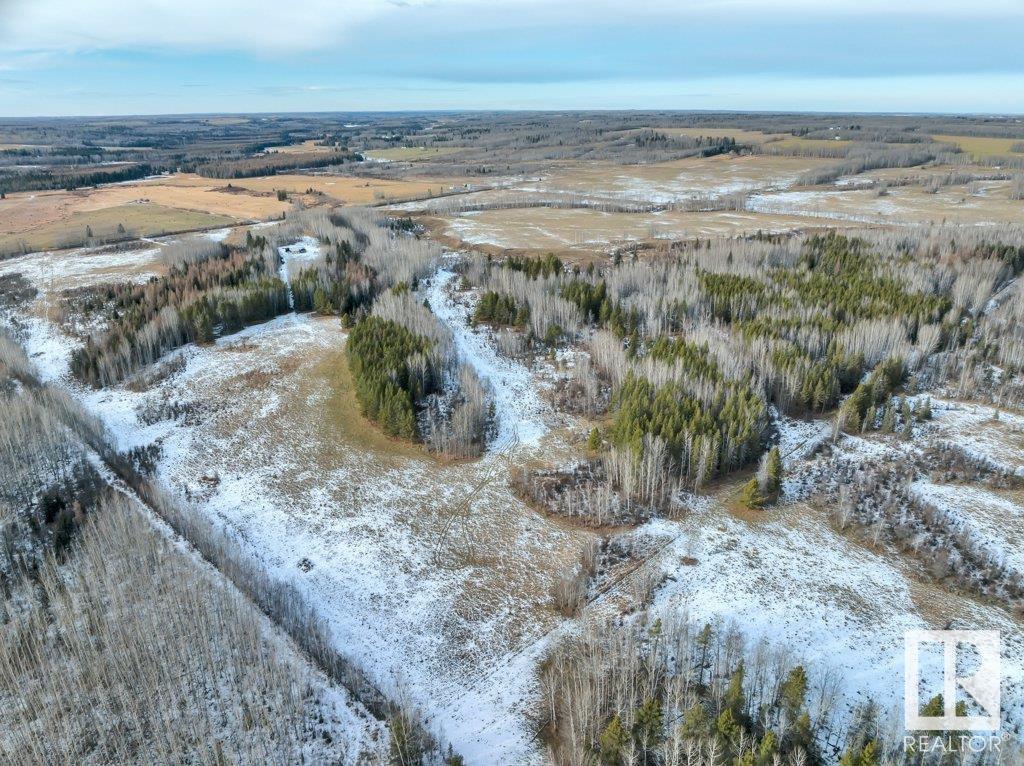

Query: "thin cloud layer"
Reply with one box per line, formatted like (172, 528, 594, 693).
(0, 0, 1020, 115)
(2, 0, 1020, 55)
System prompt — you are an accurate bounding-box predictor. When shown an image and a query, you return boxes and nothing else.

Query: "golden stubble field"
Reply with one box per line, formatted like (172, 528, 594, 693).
(0, 171, 472, 254)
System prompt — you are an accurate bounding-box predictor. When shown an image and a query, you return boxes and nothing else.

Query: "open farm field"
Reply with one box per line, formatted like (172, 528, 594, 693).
(527, 154, 833, 201)
(439, 207, 844, 250)
(165, 171, 472, 202)
(768, 136, 852, 151)
(932, 134, 1024, 158)
(0, 200, 234, 255)
(748, 181, 1024, 226)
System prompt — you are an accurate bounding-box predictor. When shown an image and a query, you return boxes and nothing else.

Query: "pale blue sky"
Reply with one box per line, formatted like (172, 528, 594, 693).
(0, 0, 1022, 116)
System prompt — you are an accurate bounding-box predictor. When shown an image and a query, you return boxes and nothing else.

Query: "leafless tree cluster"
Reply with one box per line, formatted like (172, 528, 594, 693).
(0, 388, 100, 585)
(0, 495, 389, 765)
(422, 363, 492, 459)
(1011, 175, 1024, 201)
(510, 461, 661, 528)
(467, 258, 585, 339)
(546, 354, 610, 416)
(796, 146, 938, 186)
(158, 236, 225, 271)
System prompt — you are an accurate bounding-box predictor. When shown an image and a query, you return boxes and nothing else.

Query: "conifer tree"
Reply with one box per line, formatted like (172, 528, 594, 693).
(740, 478, 764, 510)
(880, 404, 895, 434)
(917, 397, 933, 421)
(598, 715, 628, 765)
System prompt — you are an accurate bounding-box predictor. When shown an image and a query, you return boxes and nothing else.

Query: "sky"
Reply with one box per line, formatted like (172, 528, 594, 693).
(0, 0, 1022, 116)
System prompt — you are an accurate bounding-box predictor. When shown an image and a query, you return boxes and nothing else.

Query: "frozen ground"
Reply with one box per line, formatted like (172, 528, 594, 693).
(746, 184, 1023, 227)
(925, 398, 1024, 475)
(635, 416, 1024, 742)
(2, 245, 591, 763)
(5, 237, 1024, 760)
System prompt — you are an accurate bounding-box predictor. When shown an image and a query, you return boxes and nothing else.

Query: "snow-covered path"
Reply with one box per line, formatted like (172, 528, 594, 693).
(423, 265, 548, 453)
(277, 236, 323, 312)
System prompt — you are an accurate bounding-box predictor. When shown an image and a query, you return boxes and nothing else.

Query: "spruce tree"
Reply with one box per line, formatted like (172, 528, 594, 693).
(598, 715, 628, 765)
(918, 397, 932, 421)
(880, 404, 895, 434)
(763, 447, 783, 501)
(740, 478, 764, 509)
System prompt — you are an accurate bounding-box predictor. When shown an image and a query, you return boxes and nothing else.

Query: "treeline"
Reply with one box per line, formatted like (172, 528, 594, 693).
(796, 146, 937, 186)
(192, 150, 355, 179)
(69, 242, 288, 386)
(0, 163, 157, 194)
(348, 315, 435, 439)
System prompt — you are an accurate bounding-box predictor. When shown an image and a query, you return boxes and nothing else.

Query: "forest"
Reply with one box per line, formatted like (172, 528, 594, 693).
(470, 225, 1024, 522)
(3, 108, 1024, 766)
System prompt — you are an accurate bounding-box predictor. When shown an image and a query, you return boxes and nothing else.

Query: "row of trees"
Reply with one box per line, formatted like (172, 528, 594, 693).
(191, 150, 354, 179)
(69, 243, 289, 386)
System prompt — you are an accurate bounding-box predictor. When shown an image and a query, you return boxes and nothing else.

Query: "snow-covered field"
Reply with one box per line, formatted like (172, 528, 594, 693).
(4, 237, 1024, 760)
(924, 398, 1024, 475)
(2, 241, 593, 762)
(910, 480, 1024, 577)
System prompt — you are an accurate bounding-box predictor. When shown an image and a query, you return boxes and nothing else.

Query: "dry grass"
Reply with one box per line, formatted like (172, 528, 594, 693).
(313, 343, 432, 463)
(932, 134, 1024, 158)
(204, 172, 471, 202)
(363, 146, 462, 161)
(263, 138, 338, 154)
(83, 179, 291, 219)
(0, 172, 472, 252)
(0, 202, 234, 255)
(752, 182, 1024, 226)
(768, 136, 851, 150)
(542, 154, 830, 192)
(0, 184, 277, 245)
